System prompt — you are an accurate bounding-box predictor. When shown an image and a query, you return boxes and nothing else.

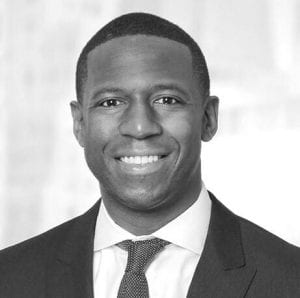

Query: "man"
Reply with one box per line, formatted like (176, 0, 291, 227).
(0, 12, 299, 298)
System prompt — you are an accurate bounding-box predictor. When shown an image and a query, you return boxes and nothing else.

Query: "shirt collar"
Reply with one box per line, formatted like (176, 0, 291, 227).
(94, 183, 211, 255)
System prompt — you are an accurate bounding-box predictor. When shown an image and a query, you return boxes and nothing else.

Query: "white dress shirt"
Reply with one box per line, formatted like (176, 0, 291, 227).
(93, 184, 211, 298)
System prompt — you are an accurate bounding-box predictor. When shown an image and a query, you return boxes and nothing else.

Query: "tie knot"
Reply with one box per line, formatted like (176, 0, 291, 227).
(118, 238, 169, 273)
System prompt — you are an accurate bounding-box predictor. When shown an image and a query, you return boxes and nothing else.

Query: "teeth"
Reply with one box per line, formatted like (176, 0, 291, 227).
(120, 155, 161, 164)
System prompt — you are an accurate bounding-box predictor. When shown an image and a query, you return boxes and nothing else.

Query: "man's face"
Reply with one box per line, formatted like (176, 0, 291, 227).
(71, 35, 218, 214)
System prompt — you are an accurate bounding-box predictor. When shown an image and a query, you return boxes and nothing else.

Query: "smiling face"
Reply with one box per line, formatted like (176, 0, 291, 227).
(71, 35, 218, 226)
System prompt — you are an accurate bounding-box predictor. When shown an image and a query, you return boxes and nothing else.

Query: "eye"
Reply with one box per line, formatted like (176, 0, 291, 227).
(99, 98, 124, 107)
(154, 96, 180, 105)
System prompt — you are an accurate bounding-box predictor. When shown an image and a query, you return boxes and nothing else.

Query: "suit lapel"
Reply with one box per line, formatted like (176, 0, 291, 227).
(46, 200, 100, 298)
(188, 193, 257, 298)
(44, 193, 257, 297)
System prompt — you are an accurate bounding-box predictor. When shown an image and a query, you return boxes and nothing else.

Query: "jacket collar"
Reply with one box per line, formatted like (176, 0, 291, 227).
(187, 192, 257, 297)
(47, 194, 256, 298)
(46, 200, 100, 298)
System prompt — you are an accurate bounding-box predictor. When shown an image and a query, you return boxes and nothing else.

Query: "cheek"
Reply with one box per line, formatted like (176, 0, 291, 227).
(87, 115, 117, 142)
(84, 116, 118, 176)
(163, 112, 202, 145)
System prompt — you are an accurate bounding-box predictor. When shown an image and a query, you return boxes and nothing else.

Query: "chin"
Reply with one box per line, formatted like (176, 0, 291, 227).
(114, 185, 170, 212)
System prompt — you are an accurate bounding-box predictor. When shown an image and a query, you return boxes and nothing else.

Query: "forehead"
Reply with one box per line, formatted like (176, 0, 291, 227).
(85, 35, 197, 98)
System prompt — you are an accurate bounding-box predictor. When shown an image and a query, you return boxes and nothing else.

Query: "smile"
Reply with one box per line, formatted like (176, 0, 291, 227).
(119, 155, 163, 165)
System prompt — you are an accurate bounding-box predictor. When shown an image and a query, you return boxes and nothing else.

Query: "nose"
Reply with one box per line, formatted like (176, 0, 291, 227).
(118, 101, 162, 139)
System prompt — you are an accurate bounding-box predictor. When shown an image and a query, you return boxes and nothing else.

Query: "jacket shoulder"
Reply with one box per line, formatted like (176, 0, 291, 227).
(238, 215, 300, 273)
(0, 214, 80, 280)
(236, 216, 300, 296)
(0, 200, 100, 297)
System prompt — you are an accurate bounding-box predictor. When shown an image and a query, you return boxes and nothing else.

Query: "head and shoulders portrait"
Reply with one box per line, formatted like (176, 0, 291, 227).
(1, 3, 300, 298)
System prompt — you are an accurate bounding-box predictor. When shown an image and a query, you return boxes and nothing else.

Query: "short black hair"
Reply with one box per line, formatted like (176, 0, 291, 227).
(76, 12, 210, 102)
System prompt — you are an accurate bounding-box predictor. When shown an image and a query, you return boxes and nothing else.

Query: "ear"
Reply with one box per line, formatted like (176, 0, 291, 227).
(201, 95, 219, 142)
(70, 100, 86, 147)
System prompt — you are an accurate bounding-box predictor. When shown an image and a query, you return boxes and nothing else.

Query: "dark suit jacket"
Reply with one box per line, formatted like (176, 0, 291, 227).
(0, 193, 300, 297)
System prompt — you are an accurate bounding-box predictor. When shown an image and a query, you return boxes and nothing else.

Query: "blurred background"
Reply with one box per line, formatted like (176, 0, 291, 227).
(1, 0, 300, 249)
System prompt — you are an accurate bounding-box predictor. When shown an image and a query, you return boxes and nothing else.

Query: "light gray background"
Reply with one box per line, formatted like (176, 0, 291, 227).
(1, 0, 300, 249)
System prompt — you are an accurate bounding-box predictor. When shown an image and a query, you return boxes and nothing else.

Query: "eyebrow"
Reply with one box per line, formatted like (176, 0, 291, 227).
(89, 87, 124, 101)
(148, 83, 190, 98)
(89, 83, 190, 101)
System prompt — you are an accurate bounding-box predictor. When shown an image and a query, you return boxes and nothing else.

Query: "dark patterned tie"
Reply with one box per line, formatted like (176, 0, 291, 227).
(117, 238, 170, 298)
